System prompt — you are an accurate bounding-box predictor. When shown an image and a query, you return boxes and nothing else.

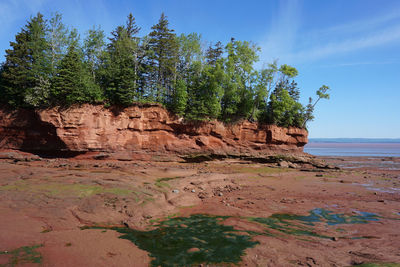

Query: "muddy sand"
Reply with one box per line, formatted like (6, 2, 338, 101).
(0, 152, 399, 267)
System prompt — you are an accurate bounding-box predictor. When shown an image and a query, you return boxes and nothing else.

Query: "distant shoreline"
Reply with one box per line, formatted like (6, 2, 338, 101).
(308, 138, 400, 143)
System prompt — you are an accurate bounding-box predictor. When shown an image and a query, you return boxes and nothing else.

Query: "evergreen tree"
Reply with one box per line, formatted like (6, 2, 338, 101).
(205, 41, 223, 66)
(101, 14, 140, 105)
(0, 13, 49, 107)
(52, 40, 101, 106)
(148, 13, 179, 104)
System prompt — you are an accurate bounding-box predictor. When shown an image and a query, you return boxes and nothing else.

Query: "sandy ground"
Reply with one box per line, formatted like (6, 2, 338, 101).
(0, 151, 399, 266)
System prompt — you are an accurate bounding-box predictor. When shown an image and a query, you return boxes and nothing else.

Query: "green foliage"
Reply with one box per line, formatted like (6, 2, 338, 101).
(302, 85, 331, 128)
(170, 79, 188, 116)
(83, 26, 105, 79)
(1, 12, 330, 128)
(267, 88, 305, 127)
(52, 42, 102, 105)
(47, 12, 69, 76)
(0, 13, 49, 107)
(101, 14, 140, 105)
(148, 13, 179, 104)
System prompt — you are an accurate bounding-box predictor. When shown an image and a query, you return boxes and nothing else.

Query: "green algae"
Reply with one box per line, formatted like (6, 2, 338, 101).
(0, 180, 134, 197)
(0, 244, 43, 267)
(87, 214, 258, 267)
(82, 209, 381, 266)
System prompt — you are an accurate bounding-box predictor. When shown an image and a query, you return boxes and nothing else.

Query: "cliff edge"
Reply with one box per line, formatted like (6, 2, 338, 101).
(0, 104, 308, 157)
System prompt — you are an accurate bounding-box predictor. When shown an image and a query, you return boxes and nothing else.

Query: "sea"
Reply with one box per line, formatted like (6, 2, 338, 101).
(304, 138, 400, 157)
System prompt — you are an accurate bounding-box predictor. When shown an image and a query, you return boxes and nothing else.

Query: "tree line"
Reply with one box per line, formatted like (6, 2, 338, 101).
(0, 12, 330, 128)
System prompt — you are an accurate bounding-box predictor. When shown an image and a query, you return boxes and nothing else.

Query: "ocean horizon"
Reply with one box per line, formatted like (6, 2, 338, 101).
(305, 139, 400, 157)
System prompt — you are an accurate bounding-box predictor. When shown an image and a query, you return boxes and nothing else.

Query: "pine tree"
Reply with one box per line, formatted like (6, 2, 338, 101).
(0, 13, 49, 107)
(101, 14, 140, 105)
(148, 13, 179, 104)
(52, 41, 101, 106)
(205, 41, 223, 66)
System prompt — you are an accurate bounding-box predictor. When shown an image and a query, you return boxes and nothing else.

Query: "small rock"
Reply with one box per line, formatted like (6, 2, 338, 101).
(187, 247, 200, 253)
(278, 161, 289, 168)
(377, 199, 385, 203)
(332, 237, 339, 241)
(198, 192, 207, 199)
(172, 189, 180, 194)
(218, 192, 223, 196)
(191, 189, 196, 193)
(316, 174, 323, 177)
(288, 162, 297, 168)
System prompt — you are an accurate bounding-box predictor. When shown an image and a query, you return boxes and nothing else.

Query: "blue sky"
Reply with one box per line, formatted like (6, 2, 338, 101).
(0, 0, 399, 138)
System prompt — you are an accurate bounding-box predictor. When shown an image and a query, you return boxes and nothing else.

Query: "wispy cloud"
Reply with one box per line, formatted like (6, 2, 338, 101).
(259, 3, 400, 65)
(319, 60, 400, 68)
(0, 0, 48, 35)
(260, 0, 301, 64)
(291, 23, 400, 62)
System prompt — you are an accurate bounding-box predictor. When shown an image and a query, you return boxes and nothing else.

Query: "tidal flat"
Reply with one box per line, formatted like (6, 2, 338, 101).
(0, 152, 399, 266)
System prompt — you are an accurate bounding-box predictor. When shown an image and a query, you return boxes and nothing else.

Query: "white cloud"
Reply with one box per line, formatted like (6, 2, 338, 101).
(259, 3, 400, 65)
(290, 23, 400, 62)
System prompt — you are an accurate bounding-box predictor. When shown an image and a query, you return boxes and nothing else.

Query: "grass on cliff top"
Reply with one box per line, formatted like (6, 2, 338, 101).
(0, 180, 133, 198)
(0, 244, 43, 266)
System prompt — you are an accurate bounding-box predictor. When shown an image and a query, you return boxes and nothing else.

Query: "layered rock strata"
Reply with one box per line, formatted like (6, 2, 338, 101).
(0, 104, 308, 156)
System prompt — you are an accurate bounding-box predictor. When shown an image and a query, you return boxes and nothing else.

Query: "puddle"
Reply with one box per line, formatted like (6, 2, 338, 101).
(85, 214, 258, 267)
(248, 208, 379, 238)
(358, 183, 400, 194)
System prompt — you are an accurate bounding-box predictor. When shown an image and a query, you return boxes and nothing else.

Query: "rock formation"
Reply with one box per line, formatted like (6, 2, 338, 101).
(0, 104, 308, 157)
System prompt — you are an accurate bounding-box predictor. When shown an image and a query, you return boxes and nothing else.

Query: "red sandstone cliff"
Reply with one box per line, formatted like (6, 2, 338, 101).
(0, 104, 307, 157)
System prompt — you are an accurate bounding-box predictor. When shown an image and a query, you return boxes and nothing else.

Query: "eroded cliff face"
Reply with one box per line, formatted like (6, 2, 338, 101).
(0, 104, 307, 156)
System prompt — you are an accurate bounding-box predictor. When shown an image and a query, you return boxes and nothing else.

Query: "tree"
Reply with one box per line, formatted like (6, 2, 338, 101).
(220, 38, 259, 121)
(84, 26, 105, 79)
(0, 12, 49, 107)
(205, 41, 223, 66)
(52, 38, 102, 105)
(302, 85, 330, 128)
(170, 79, 188, 116)
(101, 14, 141, 105)
(47, 12, 69, 76)
(177, 33, 203, 82)
(266, 88, 304, 127)
(148, 13, 179, 104)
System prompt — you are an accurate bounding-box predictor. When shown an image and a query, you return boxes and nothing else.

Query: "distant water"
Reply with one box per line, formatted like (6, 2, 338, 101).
(305, 141, 400, 157)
